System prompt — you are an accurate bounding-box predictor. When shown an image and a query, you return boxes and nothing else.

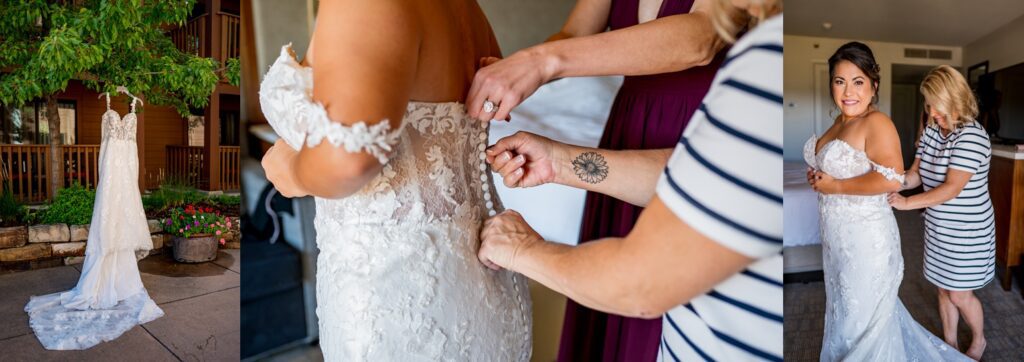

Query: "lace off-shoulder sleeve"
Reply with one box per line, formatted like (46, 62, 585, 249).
(304, 104, 405, 164)
(870, 162, 906, 184)
(259, 44, 405, 164)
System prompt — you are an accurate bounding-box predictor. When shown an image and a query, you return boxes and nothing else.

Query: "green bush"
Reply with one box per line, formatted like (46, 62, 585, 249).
(209, 194, 240, 208)
(38, 182, 95, 225)
(0, 189, 25, 225)
(142, 181, 206, 213)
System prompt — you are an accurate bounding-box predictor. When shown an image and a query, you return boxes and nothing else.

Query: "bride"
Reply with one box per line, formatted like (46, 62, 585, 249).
(804, 42, 970, 361)
(259, 1, 531, 360)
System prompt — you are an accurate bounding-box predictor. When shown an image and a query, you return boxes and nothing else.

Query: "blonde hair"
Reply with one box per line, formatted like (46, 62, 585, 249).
(919, 65, 979, 129)
(711, 0, 783, 43)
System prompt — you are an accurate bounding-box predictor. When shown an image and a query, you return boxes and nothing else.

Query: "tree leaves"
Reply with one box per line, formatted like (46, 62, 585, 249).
(0, 0, 226, 117)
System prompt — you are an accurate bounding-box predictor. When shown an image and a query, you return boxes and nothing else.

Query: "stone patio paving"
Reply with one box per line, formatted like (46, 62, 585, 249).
(0, 249, 239, 361)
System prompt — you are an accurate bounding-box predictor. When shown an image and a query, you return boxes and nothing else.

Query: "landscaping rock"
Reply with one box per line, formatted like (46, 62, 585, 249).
(151, 233, 172, 250)
(64, 256, 85, 265)
(69, 224, 90, 242)
(0, 243, 51, 262)
(0, 226, 28, 249)
(28, 224, 70, 243)
(148, 219, 163, 234)
(148, 246, 165, 256)
(51, 242, 86, 257)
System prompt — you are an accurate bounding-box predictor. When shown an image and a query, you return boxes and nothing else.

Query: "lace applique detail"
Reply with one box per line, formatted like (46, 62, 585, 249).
(806, 135, 905, 184)
(871, 162, 905, 184)
(102, 111, 138, 142)
(803, 134, 818, 169)
(304, 105, 404, 163)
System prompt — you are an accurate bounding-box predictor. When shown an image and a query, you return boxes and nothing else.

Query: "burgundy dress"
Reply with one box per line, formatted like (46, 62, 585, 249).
(557, 0, 725, 361)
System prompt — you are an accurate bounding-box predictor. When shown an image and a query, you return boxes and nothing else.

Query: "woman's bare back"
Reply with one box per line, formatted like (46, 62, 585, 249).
(306, 0, 500, 103)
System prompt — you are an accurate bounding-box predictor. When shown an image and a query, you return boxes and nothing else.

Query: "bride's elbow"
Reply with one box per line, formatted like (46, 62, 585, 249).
(882, 180, 903, 193)
(314, 156, 382, 199)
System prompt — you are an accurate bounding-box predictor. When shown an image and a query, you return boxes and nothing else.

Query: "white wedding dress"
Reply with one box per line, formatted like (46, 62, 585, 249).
(25, 95, 163, 350)
(804, 136, 970, 361)
(260, 44, 532, 361)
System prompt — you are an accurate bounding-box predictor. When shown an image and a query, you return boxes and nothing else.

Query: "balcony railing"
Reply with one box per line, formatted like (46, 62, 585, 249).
(220, 13, 240, 67)
(169, 12, 240, 70)
(166, 145, 240, 191)
(170, 15, 207, 58)
(0, 144, 105, 203)
(0, 144, 238, 203)
(166, 145, 205, 187)
(0, 145, 50, 203)
(219, 146, 240, 191)
(63, 145, 101, 189)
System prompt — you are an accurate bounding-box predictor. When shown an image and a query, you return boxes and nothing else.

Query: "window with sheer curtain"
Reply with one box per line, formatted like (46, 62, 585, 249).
(0, 100, 76, 145)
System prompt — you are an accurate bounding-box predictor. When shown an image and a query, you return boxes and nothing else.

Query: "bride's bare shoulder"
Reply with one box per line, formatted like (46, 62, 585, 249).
(861, 111, 898, 134)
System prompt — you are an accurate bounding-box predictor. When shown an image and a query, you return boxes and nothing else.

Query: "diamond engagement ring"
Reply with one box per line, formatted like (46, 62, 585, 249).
(483, 100, 497, 113)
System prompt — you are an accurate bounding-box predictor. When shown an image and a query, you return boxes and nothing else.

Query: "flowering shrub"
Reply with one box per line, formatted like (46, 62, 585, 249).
(163, 205, 233, 245)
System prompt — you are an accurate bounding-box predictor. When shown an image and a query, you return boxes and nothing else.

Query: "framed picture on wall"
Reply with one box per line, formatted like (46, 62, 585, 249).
(968, 61, 988, 90)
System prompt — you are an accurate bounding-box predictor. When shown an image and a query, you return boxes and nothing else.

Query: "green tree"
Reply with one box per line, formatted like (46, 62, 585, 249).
(0, 0, 239, 197)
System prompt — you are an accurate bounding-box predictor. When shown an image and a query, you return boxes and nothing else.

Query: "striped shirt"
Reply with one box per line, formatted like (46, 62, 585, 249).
(654, 14, 783, 362)
(916, 122, 995, 291)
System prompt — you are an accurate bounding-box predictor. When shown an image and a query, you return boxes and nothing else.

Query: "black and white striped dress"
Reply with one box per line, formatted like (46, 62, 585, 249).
(917, 122, 994, 291)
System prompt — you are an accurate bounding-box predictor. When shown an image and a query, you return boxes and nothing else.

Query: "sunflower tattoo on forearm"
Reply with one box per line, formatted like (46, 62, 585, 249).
(571, 152, 609, 184)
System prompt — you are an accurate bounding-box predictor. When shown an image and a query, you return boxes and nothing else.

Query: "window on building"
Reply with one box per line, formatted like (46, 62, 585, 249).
(186, 112, 240, 147)
(0, 100, 76, 145)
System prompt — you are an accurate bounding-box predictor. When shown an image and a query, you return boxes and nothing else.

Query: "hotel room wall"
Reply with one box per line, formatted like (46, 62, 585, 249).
(783, 35, 961, 161)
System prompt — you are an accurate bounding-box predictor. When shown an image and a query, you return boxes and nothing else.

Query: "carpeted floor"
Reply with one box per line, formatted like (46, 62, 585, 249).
(784, 210, 1024, 361)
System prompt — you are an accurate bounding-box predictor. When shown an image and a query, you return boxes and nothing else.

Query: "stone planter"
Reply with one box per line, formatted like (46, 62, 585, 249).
(172, 234, 219, 263)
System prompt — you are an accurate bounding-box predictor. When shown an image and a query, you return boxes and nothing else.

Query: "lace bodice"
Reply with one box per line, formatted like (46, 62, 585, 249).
(259, 44, 531, 360)
(100, 94, 139, 142)
(803, 135, 903, 221)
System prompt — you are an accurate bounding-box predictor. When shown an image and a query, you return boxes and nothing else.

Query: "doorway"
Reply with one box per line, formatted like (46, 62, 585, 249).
(890, 64, 940, 169)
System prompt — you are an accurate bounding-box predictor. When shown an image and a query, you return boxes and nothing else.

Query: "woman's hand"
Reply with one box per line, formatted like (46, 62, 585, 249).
(478, 210, 544, 271)
(887, 192, 912, 210)
(261, 140, 310, 198)
(486, 131, 563, 188)
(466, 48, 558, 122)
(810, 170, 840, 194)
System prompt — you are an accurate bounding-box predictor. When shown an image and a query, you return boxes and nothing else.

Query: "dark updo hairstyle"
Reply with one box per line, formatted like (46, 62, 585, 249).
(828, 41, 881, 104)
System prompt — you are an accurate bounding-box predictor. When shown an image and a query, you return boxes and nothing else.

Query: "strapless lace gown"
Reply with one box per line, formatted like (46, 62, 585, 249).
(803, 136, 970, 361)
(25, 95, 163, 350)
(260, 44, 532, 361)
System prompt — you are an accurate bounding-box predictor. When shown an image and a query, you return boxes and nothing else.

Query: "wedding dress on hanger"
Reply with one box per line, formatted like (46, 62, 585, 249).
(25, 91, 163, 350)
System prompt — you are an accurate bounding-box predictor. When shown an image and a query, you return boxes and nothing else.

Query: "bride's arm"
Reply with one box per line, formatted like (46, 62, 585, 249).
(290, 0, 421, 199)
(814, 114, 905, 195)
(545, 0, 612, 42)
